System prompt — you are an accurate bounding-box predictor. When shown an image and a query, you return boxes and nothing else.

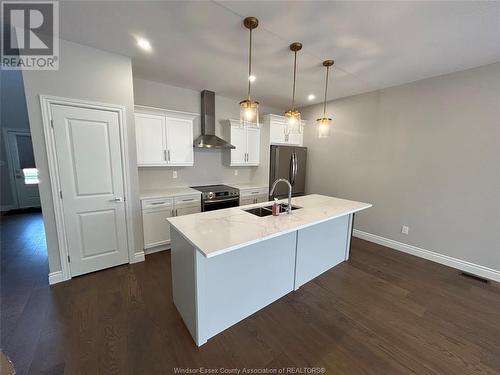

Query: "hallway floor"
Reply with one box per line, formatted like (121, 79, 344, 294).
(0, 210, 50, 373)
(1, 211, 500, 374)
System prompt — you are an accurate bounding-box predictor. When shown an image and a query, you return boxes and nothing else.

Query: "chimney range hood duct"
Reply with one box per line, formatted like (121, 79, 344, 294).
(194, 90, 235, 149)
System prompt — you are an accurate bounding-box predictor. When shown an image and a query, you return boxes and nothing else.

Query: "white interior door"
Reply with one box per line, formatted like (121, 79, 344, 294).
(51, 104, 129, 276)
(165, 117, 193, 165)
(6, 131, 41, 208)
(135, 113, 166, 165)
(246, 127, 260, 165)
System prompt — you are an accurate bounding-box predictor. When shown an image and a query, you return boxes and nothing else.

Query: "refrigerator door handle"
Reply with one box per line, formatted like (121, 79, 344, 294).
(293, 152, 298, 185)
(290, 152, 297, 186)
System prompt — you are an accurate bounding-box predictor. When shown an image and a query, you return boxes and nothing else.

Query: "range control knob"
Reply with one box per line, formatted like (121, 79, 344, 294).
(207, 192, 215, 199)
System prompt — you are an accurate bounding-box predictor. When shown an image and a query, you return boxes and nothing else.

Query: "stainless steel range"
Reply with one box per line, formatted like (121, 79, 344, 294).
(191, 184, 240, 212)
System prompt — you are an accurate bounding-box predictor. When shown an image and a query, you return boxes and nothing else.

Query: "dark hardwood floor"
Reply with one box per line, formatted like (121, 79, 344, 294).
(2, 211, 500, 374)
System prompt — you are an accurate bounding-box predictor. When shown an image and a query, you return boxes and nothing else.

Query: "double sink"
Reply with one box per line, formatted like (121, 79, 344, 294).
(244, 204, 301, 217)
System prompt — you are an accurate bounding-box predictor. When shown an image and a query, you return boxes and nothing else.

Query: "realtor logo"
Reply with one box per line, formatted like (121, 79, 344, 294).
(1, 0, 59, 70)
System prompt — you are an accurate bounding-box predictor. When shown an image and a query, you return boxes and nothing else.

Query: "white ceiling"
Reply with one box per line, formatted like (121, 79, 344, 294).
(59, 1, 500, 109)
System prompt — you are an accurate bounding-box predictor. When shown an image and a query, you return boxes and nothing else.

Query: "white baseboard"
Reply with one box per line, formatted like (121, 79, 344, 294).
(353, 229, 500, 283)
(48, 271, 64, 285)
(131, 251, 145, 263)
(145, 245, 170, 255)
(0, 205, 16, 212)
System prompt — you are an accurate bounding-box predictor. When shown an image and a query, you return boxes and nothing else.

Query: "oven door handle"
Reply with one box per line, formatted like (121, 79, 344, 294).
(204, 197, 240, 204)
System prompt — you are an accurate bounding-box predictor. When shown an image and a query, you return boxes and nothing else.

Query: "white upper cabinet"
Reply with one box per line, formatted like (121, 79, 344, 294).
(135, 106, 197, 167)
(135, 113, 166, 165)
(246, 127, 260, 164)
(224, 120, 261, 167)
(264, 114, 305, 146)
(230, 126, 247, 165)
(165, 117, 194, 165)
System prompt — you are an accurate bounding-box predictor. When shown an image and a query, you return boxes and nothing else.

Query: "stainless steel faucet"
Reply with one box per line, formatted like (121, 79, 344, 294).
(270, 178, 293, 214)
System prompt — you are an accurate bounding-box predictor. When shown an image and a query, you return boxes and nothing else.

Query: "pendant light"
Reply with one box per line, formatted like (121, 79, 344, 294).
(239, 17, 259, 128)
(317, 59, 334, 138)
(284, 42, 303, 135)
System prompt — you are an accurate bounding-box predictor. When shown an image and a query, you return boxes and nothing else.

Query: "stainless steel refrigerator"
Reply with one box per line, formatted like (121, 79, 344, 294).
(269, 145, 307, 199)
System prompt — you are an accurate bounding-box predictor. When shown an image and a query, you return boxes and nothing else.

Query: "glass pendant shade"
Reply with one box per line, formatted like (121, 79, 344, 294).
(316, 59, 335, 138)
(316, 117, 332, 138)
(284, 109, 302, 135)
(284, 42, 303, 136)
(240, 17, 259, 128)
(239, 99, 259, 127)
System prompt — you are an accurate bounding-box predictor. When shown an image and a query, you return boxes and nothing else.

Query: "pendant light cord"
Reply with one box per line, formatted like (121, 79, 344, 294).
(292, 50, 297, 110)
(323, 65, 330, 117)
(247, 27, 252, 100)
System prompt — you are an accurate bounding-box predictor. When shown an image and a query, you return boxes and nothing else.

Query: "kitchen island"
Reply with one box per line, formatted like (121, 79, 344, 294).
(168, 194, 371, 346)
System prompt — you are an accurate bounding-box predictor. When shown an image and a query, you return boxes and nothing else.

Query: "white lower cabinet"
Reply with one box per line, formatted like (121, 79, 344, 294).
(142, 194, 201, 251)
(142, 198, 174, 250)
(174, 195, 201, 216)
(239, 187, 269, 206)
(239, 196, 256, 206)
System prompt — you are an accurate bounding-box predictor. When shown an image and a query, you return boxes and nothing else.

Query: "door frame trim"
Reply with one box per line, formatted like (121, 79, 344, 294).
(2, 128, 34, 209)
(40, 95, 136, 282)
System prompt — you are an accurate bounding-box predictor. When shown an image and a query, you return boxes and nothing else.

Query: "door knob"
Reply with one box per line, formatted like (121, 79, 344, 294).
(110, 197, 124, 202)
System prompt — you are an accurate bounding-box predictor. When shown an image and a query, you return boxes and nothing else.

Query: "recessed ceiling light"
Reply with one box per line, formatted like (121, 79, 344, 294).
(308, 94, 316, 101)
(137, 38, 152, 52)
(249, 75, 256, 83)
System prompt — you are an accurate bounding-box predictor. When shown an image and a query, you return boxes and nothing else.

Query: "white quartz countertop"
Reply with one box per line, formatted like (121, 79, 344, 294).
(140, 187, 200, 200)
(168, 194, 372, 258)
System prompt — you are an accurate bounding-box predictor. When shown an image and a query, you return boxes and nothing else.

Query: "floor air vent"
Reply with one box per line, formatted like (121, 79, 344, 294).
(460, 272, 489, 283)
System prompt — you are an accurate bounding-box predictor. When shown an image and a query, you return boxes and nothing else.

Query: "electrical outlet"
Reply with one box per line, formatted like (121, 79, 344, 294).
(234, 169, 238, 176)
(173, 170, 178, 179)
(401, 225, 409, 235)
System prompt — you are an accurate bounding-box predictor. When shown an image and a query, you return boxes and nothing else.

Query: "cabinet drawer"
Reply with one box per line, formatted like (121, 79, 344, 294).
(240, 187, 268, 197)
(240, 194, 268, 205)
(174, 194, 201, 208)
(142, 198, 174, 210)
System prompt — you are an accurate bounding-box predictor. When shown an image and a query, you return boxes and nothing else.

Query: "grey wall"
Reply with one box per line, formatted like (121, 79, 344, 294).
(21, 39, 143, 274)
(301, 63, 500, 272)
(133, 78, 282, 190)
(0, 69, 31, 209)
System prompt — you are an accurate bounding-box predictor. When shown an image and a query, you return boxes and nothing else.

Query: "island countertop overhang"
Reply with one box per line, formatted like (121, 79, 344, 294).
(167, 194, 372, 258)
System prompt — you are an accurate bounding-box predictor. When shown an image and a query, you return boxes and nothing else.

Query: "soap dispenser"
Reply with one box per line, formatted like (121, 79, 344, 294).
(272, 198, 280, 216)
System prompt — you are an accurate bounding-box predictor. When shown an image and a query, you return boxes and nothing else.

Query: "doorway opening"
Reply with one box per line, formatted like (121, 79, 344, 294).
(0, 69, 49, 288)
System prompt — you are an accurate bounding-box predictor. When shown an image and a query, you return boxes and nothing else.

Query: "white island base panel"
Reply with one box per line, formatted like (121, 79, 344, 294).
(171, 213, 353, 346)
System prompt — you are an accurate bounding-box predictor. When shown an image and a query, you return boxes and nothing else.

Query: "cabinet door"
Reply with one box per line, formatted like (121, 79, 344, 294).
(288, 131, 303, 146)
(230, 126, 247, 165)
(166, 117, 194, 166)
(135, 113, 166, 165)
(239, 196, 255, 206)
(176, 206, 201, 216)
(143, 209, 173, 249)
(254, 194, 268, 204)
(246, 127, 260, 165)
(270, 120, 287, 144)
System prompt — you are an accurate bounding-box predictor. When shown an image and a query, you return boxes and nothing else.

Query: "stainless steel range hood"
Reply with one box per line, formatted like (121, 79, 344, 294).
(194, 90, 235, 149)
